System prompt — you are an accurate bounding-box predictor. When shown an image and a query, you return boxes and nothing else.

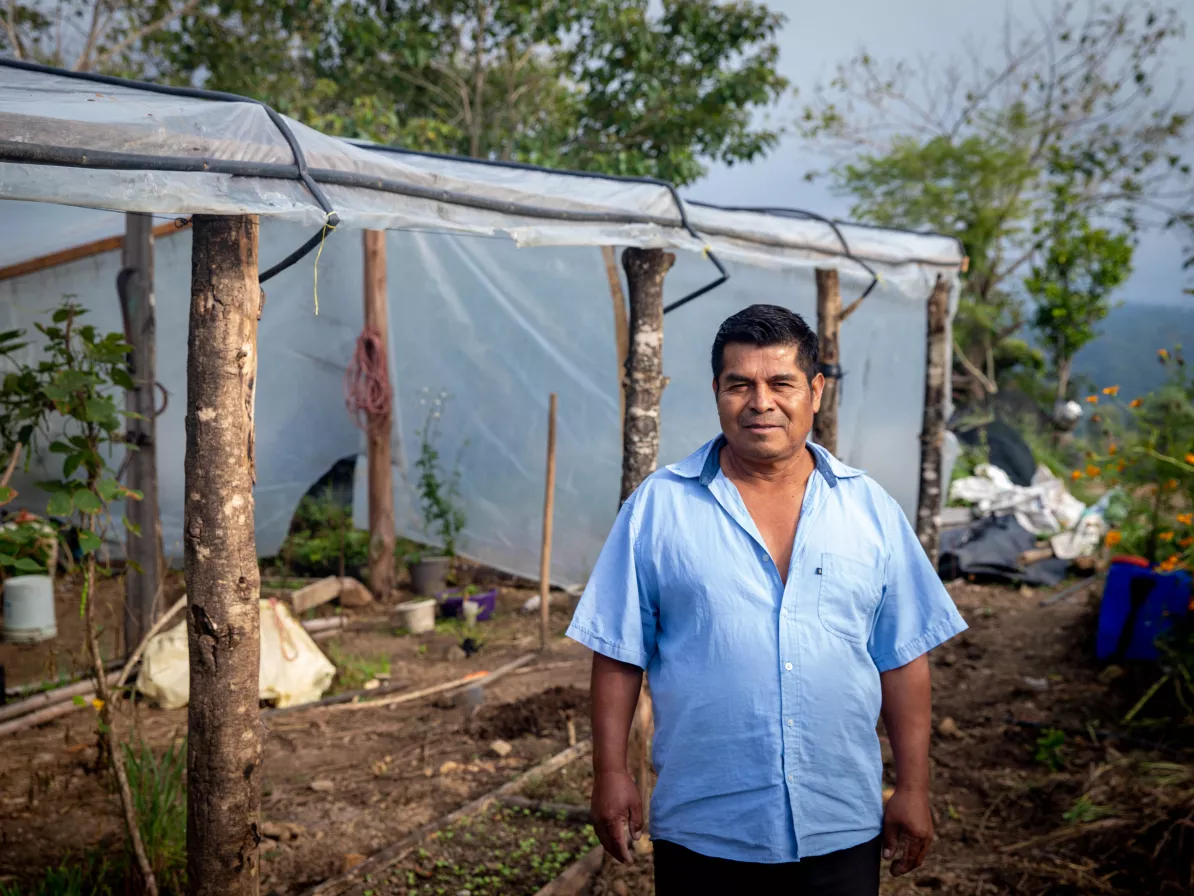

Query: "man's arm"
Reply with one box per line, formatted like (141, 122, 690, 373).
(590, 653, 645, 864)
(879, 654, 933, 877)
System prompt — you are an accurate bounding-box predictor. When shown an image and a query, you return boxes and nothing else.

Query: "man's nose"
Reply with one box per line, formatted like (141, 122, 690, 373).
(749, 385, 776, 412)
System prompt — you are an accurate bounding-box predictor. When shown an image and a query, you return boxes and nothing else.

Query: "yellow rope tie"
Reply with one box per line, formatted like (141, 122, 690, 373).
(312, 213, 336, 316)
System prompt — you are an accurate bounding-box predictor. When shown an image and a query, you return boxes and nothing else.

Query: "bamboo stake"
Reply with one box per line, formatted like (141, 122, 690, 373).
(115, 594, 185, 690)
(302, 739, 594, 896)
(531, 846, 605, 896)
(0, 671, 120, 724)
(329, 654, 536, 712)
(539, 393, 558, 652)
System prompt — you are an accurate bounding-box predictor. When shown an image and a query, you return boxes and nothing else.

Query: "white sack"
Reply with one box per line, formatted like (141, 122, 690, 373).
(136, 598, 336, 710)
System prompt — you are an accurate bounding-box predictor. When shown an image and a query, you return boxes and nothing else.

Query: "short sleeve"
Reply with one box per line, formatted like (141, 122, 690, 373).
(868, 498, 968, 673)
(566, 497, 659, 669)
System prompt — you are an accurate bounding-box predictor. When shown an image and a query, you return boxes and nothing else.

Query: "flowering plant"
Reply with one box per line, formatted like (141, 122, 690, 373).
(414, 389, 466, 558)
(1080, 347, 1194, 573)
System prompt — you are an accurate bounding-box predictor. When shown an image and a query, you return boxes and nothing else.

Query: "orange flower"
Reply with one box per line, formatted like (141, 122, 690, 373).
(1071, 470, 1083, 481)
(1158, 348, 1170, 361)
(1086, 464, 1101, 478)
(1104, 530, 1123, 548)
(1179, 536, 1194, 549)
(1130, 398, 1143, 408)
(1102, 385, 1120, 396)
(1159, 531, 1175, 542)
(1117, 461, 1127, 472)
(1165, 479, 1179, 491)
(1108, 444, 1118, 455)
(1178, 513, 1194, 527)
(1085, 395, 1099, 404)
(1185, 453, 1194, 465)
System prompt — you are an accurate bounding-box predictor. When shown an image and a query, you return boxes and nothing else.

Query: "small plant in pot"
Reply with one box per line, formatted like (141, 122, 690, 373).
(410, 390, 466, 596)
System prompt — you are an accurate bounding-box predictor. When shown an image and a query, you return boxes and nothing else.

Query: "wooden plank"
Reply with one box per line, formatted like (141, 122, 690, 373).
(531, 846, 605, 896)
(363, 231, 396, 598)
(120, 212, 162, 656)
(0, 218, 190, 284)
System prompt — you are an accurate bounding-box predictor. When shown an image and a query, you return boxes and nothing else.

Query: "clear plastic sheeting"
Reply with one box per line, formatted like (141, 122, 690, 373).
(0, 202, 954, 585)
(0, 63, 963, 285)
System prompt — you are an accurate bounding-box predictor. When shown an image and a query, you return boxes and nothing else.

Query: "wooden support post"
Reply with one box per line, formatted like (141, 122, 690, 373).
(619, 246, 674, 831)
(119, 212, 162, 657)
(539, 393, 558, 653)
(601, 246, 630, 439)
(812, 268, 841, 454)
(363, 231, 396, 599)
(916, 275, 951, 563)
(185, 214, 264, 896)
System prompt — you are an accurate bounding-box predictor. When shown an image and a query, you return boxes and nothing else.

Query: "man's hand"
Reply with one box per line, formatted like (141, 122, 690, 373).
(882, 786, 933, 876)
(591, 770, 643, 864)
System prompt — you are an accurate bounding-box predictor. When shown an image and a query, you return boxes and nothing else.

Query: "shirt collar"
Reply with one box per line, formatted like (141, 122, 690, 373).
(666, 435, 864, 488)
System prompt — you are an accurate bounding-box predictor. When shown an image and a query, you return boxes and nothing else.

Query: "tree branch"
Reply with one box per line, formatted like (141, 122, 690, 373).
(2, 0, 22, 59)
(953, 337, 998, 394)
(92, 0, 206, 71)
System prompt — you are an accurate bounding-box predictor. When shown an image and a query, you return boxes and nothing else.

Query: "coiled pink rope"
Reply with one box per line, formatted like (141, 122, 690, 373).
(344, 327, 393, 433)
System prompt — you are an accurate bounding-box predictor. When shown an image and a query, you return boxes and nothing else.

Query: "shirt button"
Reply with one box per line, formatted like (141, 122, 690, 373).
(786, 718, 794, 727)
(787, 774, 794, 782)
(784, 662, 793, 671)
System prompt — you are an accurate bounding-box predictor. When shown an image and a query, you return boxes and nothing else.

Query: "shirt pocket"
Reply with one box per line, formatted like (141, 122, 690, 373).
(817, 552, 884, 644)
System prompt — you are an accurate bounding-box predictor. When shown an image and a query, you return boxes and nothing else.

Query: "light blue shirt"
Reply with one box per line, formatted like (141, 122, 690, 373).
(567, 436, 968, 863)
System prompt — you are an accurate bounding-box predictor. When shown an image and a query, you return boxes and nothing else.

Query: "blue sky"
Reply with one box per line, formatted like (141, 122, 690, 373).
(689, 0, 1194, 307)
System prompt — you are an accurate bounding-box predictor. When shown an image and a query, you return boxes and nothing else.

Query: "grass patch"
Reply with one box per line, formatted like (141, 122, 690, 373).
(326, 643, 391, 692)
(369, 807, 599, 896)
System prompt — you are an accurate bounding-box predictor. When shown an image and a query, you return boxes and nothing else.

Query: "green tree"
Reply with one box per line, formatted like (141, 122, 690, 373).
(1026, 179, 1134, 407)
(799, 1, 1192, 402)
(143, 0, 788, 186)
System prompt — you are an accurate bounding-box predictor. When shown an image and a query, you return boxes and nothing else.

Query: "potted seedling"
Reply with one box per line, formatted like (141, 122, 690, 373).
(409, 391, 466, 597)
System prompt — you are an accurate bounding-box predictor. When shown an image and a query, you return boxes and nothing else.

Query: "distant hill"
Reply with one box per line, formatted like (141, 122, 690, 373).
(1070, 301, 1194, 400)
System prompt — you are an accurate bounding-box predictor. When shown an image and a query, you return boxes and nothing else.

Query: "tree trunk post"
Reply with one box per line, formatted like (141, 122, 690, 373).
(619, 248, 674, 506)
(619, 247, 674, 831)
(120, 212, 162, 656)
(916, 275, 951, 563)
(363, 231, 396, 598)
(812, 268, 842, 454)
(538, 393, 558, 653)
(185, 214, 264, 896)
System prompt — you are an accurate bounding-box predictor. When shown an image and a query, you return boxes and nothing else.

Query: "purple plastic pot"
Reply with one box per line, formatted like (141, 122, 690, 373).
(437, 587, 497, 621)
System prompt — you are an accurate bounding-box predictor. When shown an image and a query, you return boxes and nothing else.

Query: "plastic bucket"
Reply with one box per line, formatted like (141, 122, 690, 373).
(2, 575, 57, 644)
(410, 557, 451, 596)
(394, 598, 437, 634)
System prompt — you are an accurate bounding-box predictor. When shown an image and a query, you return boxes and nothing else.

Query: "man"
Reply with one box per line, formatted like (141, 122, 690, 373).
(567, 304, 967, 894)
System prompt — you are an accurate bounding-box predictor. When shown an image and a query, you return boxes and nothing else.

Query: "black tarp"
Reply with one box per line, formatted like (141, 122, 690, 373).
(939, 514, 1068, 587)
(955, 420, 1037, 487)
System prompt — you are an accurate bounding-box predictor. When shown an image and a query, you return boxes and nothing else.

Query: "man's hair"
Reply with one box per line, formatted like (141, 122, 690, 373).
(711, 304, 819, 382)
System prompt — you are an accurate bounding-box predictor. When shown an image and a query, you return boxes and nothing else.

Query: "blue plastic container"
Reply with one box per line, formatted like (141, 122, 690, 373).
(1096, 560, 1191, 661)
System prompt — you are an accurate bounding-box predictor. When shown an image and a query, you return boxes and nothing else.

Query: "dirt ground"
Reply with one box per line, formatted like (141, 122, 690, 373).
(2, 575, 1191, 896)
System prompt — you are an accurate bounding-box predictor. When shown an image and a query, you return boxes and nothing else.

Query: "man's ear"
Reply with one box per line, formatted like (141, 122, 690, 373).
(712, 376, 720, 399)
(811, 371, 826, 414)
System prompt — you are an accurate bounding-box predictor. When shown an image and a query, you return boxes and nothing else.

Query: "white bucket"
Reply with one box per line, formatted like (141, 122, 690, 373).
(2, 574, 57, 643)
(394, 598, 436, 635)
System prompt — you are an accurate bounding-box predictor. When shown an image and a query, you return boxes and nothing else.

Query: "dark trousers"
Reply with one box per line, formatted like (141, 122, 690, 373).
(653, 836, 882, 896)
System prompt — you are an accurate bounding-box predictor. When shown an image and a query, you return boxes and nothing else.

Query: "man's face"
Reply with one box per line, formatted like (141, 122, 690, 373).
(713, 342, 824, 462)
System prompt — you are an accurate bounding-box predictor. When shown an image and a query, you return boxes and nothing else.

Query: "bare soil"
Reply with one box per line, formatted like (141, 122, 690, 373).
(2, 575, 1191, 896)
